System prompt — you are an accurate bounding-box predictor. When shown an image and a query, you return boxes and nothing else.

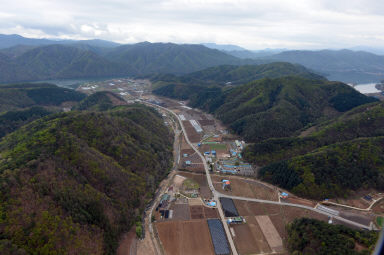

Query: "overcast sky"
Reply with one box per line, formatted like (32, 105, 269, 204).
(0, 0, 383, 50)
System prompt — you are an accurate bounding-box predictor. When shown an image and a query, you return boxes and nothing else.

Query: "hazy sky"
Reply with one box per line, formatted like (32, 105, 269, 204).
(0, 0, 383, 49)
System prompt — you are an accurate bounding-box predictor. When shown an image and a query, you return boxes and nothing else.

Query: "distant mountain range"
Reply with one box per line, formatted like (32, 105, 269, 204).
(266, 49, 384, 83)
(0, 42, 240, 83)
(201, 43, 248, 51)
(0, 34, 384, 84)
(0, 34, 120, 49)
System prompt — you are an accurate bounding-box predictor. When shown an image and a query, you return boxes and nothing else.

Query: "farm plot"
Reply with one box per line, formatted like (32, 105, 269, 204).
(182, 120, 202, 143)
(200, 143, 228, 156)
(198, 119, 215, 126)
(232, 217, 271, 255)
(178, 172, 212, 199)
(156, 220, 215, 255)
(184, 163, 205, 173)
(180, 135, 193, 151)
(212, 176, 278, 201)
(255, 215, 284, 252)
(204, 207, 219, 218)
(179, 149, 205, 173)
(190, 205, 205, 219)
(190, 205, 220, 219)
(234, 200, 328, 242)
(170, 203, 190, 221)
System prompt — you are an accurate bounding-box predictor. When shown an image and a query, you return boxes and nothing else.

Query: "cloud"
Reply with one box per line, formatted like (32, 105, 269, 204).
(0, 0, 383, 49)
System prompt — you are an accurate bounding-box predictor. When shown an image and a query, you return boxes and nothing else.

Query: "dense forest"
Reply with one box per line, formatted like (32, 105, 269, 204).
(243, 102, 384, 199)
(0, 83, 86, 112)
(73, 91, 127, 111)
(244, 101, 384, 165)
(0, 42, 243, 83)
(0, 106, 53, 138)
(258, 137, 384, 199)
(0, 101, 173, 254)
(151, 62, 324, 88)
(287, 218, 378, 255)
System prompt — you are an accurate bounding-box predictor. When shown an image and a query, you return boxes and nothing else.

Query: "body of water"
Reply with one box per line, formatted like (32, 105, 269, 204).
(353, 83, 381, 94)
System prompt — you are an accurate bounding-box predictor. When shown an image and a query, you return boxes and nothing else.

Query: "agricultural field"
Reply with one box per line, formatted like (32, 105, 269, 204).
(178, 172, 212, 199)
(182, 120, 202, 143)
(179, 136, 205, 173)
(231, 217, 271, 254)
(170, 203, 191, 221)
(212, 175, 279, 201)
(189, 205, 219, 219)
(155, 220, 215, 255)
(233, 200, 328, 244)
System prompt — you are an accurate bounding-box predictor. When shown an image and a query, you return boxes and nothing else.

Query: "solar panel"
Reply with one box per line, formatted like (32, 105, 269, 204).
(220, 197, 239, 217)
(207, 219, 230, 255)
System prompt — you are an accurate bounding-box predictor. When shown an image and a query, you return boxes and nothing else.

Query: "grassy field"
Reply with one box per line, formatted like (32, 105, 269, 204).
(205, 143, 227, 151)
(183, 179, 199, 190)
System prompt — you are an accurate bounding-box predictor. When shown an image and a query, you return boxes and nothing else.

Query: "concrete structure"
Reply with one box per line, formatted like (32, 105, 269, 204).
(317, 205, 340, 216)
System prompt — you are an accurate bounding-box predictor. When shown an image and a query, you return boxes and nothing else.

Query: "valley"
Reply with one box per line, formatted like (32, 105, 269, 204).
(2, 1, 384, 254)
(79, 77, 382, 255)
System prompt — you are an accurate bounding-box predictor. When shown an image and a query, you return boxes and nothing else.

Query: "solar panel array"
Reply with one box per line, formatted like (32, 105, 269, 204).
(207, 219, 230, 255)
(220, 197, 239, 217)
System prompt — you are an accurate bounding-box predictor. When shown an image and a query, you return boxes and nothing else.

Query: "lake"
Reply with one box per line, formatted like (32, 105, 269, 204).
(353, 83, 381, 94)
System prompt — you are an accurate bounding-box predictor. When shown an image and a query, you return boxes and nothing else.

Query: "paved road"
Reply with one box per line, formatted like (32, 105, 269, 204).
(144, 101, 372, 255)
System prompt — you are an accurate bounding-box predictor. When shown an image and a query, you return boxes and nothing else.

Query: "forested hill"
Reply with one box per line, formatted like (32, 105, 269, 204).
(152, 62, 323, 100)
(152, 62, 324, 87)
(0, 104, 173, 254)
(287, 218, 378, 255)
(244, 101, 384, 199)
(74, 91, 128, 111)
(0, 83, 86, 113)
(105, 42, 240, 75)
(245, 101, 384, 165)
(0, 42, 242, 83)
(166, 76, 375, 142)
(0, 45, 129, 83)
